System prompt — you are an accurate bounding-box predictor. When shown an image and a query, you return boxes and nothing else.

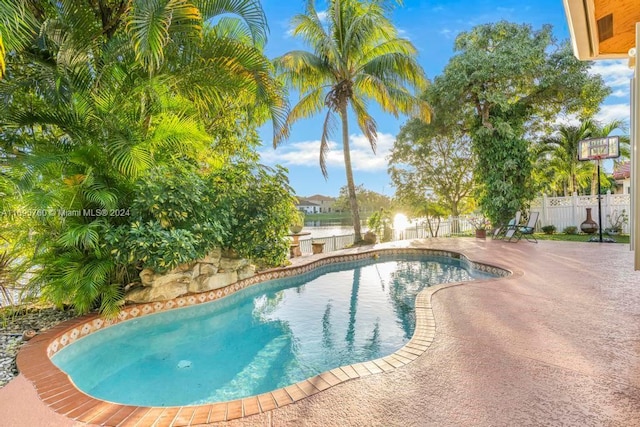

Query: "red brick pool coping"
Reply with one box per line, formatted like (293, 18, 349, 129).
(17, 247, 511, 426)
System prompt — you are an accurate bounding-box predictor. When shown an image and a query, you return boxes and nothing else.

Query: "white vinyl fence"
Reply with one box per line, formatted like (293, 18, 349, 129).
(531, 192, 630, 234)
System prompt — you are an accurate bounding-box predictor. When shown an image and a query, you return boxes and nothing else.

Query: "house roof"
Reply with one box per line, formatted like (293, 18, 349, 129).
(306, 194, 335, 201)
(612, 161, 631, 180)
(563, 0, 638, 64)
(296, 198, 320, 206)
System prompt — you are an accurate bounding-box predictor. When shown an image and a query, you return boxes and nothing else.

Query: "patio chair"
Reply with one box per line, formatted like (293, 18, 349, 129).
(492, 211, 521, 240)
(507, 211, 539, 243)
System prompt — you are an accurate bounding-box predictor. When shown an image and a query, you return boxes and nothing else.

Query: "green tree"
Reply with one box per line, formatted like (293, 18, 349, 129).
(389, 114, 475, 217)
(534, 121, 596, 196)
(588, 119, 630, 195)
(333, 184, 392, 214)
(534, 119, 630, 196)
(0, 0, 290, 315)
(432, 22, 609, 224)
(274, 0, 430, 242)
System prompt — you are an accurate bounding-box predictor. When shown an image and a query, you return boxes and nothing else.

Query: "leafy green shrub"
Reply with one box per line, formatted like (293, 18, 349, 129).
(107, 162, 297, 273)
(366, 209, 392, 242)
(541, 225, 556, 235)
(563, 226, 578, 235)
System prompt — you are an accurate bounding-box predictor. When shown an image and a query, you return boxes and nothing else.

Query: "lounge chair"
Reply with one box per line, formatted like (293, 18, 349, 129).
(493, 211, 521, 240)
(506, 212, 539, 243)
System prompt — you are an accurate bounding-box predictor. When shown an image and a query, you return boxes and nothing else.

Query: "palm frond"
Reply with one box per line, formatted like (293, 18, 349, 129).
(0, 0, 38, 77)
(319, 109, 338, 178)
(128, 0, 202, 71)
(195, 0, 268, 47)
(350, 94, 377, 150)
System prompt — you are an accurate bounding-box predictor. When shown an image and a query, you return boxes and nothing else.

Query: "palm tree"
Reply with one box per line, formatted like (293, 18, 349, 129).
(536, 121, 595, 196)
(0, 0, 286, 314)
(274, 0, 430, 241)
(588, 119, 630, 195)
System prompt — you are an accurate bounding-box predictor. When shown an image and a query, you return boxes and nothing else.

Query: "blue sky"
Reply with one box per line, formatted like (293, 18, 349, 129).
(256, 0, 634, 197)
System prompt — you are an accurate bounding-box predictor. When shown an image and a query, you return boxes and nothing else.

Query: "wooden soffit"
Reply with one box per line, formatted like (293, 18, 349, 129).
(563, 0, 639, 62)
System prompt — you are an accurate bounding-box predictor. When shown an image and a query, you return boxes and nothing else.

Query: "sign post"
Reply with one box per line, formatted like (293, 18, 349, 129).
(578, 136, 621, 242)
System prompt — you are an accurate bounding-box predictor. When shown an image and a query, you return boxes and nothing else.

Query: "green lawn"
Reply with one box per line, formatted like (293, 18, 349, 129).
(458, 232, 630, 243)
(304, 212, 352, 221)
(532, 232, 630, 243)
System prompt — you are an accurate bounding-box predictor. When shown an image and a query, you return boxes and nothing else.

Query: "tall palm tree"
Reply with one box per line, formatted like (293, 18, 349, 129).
(588, 119, 630, 195)
(274, 0, 430, 241)
(536, 121, 595, 196)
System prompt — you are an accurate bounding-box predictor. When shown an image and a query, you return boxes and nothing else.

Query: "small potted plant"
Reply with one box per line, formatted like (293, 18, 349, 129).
(605, 209, 628, 235)
(468, 214, 491, 239)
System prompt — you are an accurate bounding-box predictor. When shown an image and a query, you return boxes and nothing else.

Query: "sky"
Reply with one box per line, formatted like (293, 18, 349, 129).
(255, 0, 635, 198)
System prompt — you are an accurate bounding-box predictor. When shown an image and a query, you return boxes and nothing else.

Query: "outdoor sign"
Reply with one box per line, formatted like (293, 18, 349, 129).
(577, 136, 620, 161)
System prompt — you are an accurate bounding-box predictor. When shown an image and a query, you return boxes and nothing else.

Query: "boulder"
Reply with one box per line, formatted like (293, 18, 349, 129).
(199, 263, 218, 277)
(188, 271, 237, 293)
(139, 269, 155, 286)
(219, 257, 248, 272)
(125, 282, 189, 303)
(201, 248, 222, 265)
(238, 264, 256, 280)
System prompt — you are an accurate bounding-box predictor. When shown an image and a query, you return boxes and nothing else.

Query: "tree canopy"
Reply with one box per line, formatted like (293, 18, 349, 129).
(430, 21, 610, 224)
(389, 82, 475, 218)
(0, 0, 296, 315)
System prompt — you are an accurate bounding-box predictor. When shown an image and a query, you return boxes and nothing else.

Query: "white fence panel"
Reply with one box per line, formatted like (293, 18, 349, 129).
(532, 192, 630, 233)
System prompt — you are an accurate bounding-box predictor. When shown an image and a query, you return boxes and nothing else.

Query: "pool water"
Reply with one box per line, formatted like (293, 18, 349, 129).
(52, 254, 496, 406)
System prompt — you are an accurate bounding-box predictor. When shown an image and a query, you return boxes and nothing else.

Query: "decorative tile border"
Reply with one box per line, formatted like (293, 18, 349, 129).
(17, 247, 511, 426)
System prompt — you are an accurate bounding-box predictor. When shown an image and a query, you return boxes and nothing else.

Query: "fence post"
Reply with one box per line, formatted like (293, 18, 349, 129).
(572, 192, 579, 227)
(541, 194, 548, 226)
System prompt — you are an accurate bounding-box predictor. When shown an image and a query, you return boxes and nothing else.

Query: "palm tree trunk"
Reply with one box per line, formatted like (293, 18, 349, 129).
(340, 105, 363, 242)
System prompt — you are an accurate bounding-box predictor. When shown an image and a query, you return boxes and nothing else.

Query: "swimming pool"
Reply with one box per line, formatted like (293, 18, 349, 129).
(52, 253, 498, 406)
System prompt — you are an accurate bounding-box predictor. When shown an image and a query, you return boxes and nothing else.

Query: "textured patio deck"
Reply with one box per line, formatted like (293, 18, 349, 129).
(1, 238, 639, 426)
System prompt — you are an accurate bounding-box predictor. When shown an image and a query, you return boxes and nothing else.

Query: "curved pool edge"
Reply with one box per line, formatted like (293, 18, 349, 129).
(17, 246, 512, 426)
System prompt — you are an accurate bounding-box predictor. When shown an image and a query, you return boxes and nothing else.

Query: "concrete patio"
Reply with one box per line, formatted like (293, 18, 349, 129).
(1, 238, 639, 426)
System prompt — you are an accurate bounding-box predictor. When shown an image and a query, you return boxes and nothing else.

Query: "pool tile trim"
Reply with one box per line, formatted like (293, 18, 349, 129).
(17, 247, 511, 425)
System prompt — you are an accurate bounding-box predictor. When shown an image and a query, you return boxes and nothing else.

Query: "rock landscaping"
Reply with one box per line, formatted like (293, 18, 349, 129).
(0, 306, 76, 387)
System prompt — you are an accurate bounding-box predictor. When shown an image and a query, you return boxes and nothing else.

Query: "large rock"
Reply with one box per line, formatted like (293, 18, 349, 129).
(125, 282, 189, 303)
(188, 271, 237, 293)
(219, 257, 248, 272)
(201, 248, 222, 265)
(139, 269, 155, 286)
(199, 263, 218, 276)
(126, 248, 255, 303)
(238, 264, 256, 280)
(152, 272, 192, 288)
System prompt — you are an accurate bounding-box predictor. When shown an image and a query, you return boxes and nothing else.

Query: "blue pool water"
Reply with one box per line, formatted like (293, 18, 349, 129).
(52, 254, 496, 406)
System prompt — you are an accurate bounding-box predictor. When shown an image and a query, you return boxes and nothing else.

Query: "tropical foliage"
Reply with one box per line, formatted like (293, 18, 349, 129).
(534, 119, 629, 196)
(0, 0, 294, 315)
(389, 84, 475, 218)
(430, 22, 609, 224)
(274, 0, 430, 242)
(333, 184, 392, 214)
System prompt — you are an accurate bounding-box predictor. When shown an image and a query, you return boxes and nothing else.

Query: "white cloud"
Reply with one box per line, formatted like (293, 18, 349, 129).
(317, 10, 328, 22)
(397, 28, 411, 40)
(611, 89, 628, 98)
(439, 28, 453, 39)
(260, 132, 396, 172)
(589, 60, 634, 92)
(595, 104, 630, 125)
